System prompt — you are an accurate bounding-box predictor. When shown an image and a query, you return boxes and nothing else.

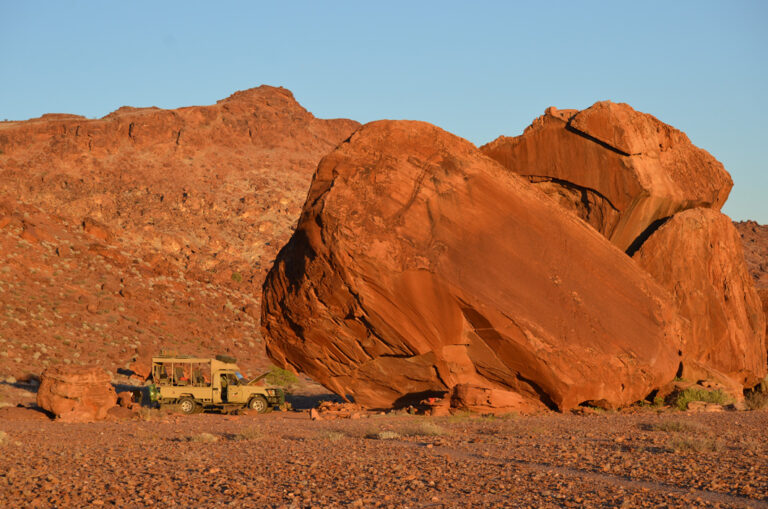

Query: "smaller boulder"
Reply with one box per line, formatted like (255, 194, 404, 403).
(82, 217, 113, 243)
(117, 391, 136, 409)
(37, 366, 117, 423)
(450, 384, 542, 415)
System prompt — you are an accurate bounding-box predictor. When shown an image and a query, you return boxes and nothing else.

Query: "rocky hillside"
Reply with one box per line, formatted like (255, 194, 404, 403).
(0, 86, 359, 378)
(735, 220, 768, 337)
(735, 220, 768, 290)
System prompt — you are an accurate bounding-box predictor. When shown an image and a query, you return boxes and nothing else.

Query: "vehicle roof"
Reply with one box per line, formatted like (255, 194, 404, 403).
(151, 356, 238, 367)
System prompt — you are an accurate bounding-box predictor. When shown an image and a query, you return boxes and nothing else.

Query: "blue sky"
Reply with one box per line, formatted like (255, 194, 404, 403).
(1, 1, 766, 222)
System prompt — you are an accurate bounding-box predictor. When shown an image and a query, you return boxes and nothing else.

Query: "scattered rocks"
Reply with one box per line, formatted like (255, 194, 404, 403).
(310, 401, 364, 420)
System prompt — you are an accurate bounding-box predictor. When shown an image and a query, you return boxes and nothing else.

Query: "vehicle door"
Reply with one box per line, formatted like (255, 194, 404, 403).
(212, 373, 224, 404)
(225, 373, 244, 403)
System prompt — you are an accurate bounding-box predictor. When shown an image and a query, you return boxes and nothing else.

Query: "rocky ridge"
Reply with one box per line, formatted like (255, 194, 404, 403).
(0, 86, 359, 378)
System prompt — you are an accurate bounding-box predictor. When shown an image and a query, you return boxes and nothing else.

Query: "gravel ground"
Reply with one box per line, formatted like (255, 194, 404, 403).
(1, 406, 766, 508)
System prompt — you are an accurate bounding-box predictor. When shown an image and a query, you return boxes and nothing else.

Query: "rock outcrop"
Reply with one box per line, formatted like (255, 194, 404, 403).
(37, 366, 117, 422)
(480, 102, 732, 252)
(633, 209, 766, 389)
(262, 120, 686, 411)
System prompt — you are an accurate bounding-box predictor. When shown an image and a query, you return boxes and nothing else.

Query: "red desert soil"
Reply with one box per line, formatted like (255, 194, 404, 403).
(0, 409, 766, 508)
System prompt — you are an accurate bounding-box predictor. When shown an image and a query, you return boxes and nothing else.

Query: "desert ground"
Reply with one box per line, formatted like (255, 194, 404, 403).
(1, 380, 767, 509)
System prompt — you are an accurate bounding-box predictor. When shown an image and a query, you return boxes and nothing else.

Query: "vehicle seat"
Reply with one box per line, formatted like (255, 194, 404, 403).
(175, 368, 187, 385)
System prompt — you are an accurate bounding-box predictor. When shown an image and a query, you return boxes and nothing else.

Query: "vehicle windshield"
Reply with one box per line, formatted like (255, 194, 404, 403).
(236, 372, 245, 381)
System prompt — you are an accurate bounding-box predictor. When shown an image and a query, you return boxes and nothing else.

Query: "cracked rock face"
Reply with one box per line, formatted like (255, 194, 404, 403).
(261, 120, 686, 411)
(480, 101, 733, 252)
(633, 208, 767, 389)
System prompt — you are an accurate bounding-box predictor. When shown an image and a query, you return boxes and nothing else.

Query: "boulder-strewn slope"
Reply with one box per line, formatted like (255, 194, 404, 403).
(735, 220, 768, 291)
(262, 120, 687, 411)
(0, 86, 359, 377)
(734, 220, 768, 341)
(480, 102, 732, 252)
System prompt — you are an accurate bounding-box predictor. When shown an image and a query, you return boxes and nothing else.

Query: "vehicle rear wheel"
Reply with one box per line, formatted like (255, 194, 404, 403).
(248, 395, 269, 413)
(178, 397, 197, 415)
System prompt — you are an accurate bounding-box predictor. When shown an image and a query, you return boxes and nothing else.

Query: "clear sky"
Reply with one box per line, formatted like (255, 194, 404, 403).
(2, 1, 766, 222)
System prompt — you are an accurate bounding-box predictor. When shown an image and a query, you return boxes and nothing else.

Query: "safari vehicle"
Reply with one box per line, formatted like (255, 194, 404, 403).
(148, 354, 285, 414)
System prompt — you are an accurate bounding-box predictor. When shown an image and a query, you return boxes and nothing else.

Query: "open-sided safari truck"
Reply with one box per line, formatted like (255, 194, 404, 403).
(149, 354, 285, 414)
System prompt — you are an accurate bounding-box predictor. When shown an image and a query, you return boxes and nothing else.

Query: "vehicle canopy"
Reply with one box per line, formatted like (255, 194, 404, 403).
(151, 355, 250, 386)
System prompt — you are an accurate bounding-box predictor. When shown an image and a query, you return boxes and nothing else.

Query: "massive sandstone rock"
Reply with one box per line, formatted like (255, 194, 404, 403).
(633, 209, 767, 389)
(37, 366, 117, 422)
(480, 101, 732, 252)
(262, 120, 686, 411)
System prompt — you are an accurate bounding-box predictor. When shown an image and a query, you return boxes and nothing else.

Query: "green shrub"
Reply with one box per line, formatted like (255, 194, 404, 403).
(230, 272, 243, 283)
(670, 388, 731, 411)
(265, 365, 298, 387)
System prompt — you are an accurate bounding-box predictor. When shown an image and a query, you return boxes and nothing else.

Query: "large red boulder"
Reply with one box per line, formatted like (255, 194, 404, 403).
(261, 120, 686, 411)
(633, 209, 767, 390)
(480, 101, 732, 252)
(37, 366, 117, 422)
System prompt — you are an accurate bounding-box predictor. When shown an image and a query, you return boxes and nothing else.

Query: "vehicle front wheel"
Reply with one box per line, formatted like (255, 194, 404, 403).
(178, 397, 197, 415)
(248, 395, 269, 413)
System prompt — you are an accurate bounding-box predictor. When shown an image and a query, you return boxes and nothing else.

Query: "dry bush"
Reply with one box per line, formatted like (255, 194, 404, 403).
(365, 430, 401, 440)
(314, 430, 346, 441)
(400, 420, 447, 437)
(230, 427, 262, 441)
(668, 437, 723, 453)
(187, 432, 219, 443)
(744, 380, 768, 410)
(641, 420, 703, 433)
